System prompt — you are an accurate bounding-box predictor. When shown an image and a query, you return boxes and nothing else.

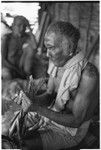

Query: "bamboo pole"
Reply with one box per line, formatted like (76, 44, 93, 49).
(35, 11, 47, 43)
(85, 35, 99, 60)
(37, 13, 50, 55)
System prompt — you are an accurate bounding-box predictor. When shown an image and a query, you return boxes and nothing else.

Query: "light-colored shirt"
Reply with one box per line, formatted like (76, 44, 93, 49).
(46, 51, 90, 136)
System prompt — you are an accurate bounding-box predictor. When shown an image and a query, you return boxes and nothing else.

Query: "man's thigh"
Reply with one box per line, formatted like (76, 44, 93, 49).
(22, 131, 43, 150)
(38, 125, 77, 150)
(22, 125, 77, 150)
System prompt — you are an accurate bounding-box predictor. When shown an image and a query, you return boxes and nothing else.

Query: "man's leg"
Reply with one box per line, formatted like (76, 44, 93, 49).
(21, 123, 84, 150)
(37, 125, 78, 150)
(22, 131, 43, 150)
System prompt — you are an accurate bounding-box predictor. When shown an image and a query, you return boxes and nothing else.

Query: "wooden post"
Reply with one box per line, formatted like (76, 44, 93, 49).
(37, 12, 50, 55)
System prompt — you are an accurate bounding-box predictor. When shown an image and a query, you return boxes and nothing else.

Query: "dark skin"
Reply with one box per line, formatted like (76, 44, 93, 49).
(30, 62, 99, 127)
(1, 34, 21, 74)
(19, 27, 37, 76)
(2, 17, 37, 78)
(16, 62, 98, 150)
(14, 32, 99, 149)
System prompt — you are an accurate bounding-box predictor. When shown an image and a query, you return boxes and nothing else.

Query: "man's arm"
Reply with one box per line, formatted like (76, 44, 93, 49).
(32, 77, 55, 107)
(14, 76, 55, 107)
(19, 26, 37, 75)
(2, 35, 20, 71)
(27, 26, 37, 50)
(2, 35, 27, 78)
(1, 35, 10, 67)
(33, 63, 99, 128)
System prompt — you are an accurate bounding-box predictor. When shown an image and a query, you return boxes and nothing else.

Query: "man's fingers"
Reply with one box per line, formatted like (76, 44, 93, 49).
(22, 99, 30, 112)
(14, 97, 18, 103)
(13, 92, 23, 105)
(22, 100, 27, 111)
(14, 97, 22, 105)
(17, 90, 23, 104)
(21, 94, 31, 112)
(13, 90, 31, 112)
(17, 98, 22, 105)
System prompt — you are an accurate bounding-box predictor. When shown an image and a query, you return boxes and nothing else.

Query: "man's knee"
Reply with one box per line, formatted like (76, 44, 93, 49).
(2, 67, 12, 79)
(22, 131, 43, 150)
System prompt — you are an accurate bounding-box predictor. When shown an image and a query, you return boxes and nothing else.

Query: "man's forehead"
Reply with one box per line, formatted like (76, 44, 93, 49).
(14, 17, 25, 25)
(45, 32, 56, 41)
(44, 32, 61, 47)
(14, 19, 22, 25)
(45, 32, 64, 47)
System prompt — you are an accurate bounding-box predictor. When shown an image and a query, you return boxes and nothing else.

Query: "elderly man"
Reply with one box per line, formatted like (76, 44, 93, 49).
(2, 15, 37, 79)
(14, 21, 99, 150)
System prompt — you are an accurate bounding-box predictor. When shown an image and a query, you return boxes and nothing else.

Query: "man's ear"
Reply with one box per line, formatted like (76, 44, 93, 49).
(68, 39, 73, 53)
(62, 37, 74, 53)
(62, 37, 74, 56)
(69, 43, 73, 51)
(62, 37, 69, 50)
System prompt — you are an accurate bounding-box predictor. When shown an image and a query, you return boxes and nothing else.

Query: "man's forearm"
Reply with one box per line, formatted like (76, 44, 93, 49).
(4, 59, 25, 75)
(4, 59, 16, 70)
(33, 92, 53, 107)
(36, 106, 80, 128)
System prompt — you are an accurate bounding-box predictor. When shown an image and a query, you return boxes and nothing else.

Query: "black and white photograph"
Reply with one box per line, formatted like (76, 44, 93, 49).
(1, 1, 99, 149)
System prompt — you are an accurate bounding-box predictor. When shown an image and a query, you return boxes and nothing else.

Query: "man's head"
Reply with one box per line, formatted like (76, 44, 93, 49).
(12, 15, 29, 36)
(44, 21, 80, 67)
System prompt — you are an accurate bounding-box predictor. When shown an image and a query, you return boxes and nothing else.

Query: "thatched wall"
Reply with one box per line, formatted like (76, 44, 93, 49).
(49, 2, 99, 54)
(39, 2, 99, 69)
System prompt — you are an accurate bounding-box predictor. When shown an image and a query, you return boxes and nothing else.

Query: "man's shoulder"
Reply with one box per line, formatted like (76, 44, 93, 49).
(83, 62, 99, 79)
(2, 33, 12, 46)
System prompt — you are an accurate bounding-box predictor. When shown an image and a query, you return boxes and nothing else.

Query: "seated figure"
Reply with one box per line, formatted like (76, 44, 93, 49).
(2, 15, 37, 79)
(12, 21, 99, 150)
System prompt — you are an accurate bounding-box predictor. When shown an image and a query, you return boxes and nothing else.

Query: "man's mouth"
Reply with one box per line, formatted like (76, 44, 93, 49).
(49, 56, 55, 61)
(48, 53, 60, 62)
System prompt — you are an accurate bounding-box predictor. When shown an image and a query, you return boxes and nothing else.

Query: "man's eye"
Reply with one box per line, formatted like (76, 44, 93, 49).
(48, 47, 55, 51)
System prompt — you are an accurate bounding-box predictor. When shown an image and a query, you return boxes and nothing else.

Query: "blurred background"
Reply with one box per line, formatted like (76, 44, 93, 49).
(1, 2, 40, 35)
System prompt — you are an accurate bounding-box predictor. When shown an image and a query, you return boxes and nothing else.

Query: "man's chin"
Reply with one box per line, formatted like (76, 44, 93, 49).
(52, 61, 59, 67)
(50, 58, 60, 66)
(52, 59, 67, 67)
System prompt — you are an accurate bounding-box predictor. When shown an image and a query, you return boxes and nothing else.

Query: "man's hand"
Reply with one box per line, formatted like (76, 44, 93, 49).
(14, 90, 39, 112)
(14, 91, 31, 112)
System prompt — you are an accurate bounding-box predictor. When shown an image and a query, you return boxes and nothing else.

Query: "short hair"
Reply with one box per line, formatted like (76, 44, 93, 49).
(47, 21, 80, 53)
(13, 15, 29, 27)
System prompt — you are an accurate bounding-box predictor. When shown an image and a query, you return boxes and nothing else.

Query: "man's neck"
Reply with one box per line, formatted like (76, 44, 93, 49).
(56, 54, 75, 67)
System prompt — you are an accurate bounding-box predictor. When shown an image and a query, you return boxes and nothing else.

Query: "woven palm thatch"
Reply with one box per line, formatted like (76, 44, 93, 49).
(46, 2, 99, 57)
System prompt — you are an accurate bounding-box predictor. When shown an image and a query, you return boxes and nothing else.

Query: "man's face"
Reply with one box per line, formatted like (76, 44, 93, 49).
(44, 32, 70, 67)
(12, 19, 26, 36)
